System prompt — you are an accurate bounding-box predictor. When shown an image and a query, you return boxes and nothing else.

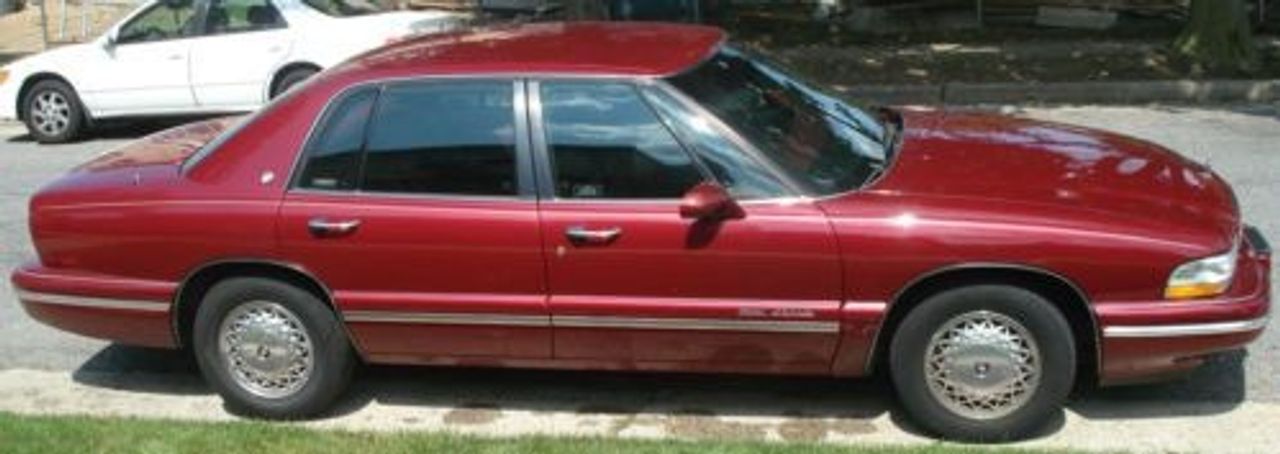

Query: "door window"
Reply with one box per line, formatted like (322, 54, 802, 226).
(116, 1, 199, 44)
(362, 81, 518, 196)
(540, 82, 704, 199)
(205, 0, 287, 35)
(640, 86, 790, 199)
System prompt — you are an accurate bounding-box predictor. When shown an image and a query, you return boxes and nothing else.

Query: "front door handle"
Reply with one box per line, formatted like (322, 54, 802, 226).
(565, 226, 622, 246)
(308, 218, 361, 238)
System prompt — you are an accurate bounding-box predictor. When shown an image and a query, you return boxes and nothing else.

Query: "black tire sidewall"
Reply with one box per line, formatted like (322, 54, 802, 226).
(272, 68, 317, 99)
(193, 277, 353, 419)
(22, 79, 85, 144)
(890, 285, 1076, 442)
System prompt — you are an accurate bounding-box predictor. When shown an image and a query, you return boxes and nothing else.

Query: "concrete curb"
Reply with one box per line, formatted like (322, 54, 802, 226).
(836, 79, 1280, 105)
(2, 368, 1280, 453)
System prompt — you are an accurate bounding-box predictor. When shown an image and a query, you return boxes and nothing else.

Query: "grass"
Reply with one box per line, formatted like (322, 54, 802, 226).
(0, 412, 1077, 454)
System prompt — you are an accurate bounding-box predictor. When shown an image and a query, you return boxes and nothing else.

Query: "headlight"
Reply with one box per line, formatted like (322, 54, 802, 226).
(0, 69, 9, 86)
(1165, 244, 1239, 300)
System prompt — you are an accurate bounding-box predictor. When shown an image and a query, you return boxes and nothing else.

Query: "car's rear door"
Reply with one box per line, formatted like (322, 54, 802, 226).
(188, 0, 293, 108)
(278, 79, 549, 363)
(530, 79, 844, 372)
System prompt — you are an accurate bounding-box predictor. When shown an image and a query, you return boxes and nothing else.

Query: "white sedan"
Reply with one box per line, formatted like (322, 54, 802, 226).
(0, 0, 465, 143)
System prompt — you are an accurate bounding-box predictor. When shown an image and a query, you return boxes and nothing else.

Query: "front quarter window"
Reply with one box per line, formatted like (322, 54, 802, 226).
(666, 47, 892, 196)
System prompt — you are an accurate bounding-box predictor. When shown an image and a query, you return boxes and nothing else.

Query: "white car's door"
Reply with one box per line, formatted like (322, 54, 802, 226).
(188, 0, 293, 108)
(84, 1, 200, 115)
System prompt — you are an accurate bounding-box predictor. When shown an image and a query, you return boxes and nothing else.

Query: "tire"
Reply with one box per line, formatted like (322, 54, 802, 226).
(193, 277, 354, 419)
(21, 79, 86, 144)
(889, 285, 1076, 442)
(271, 67, 318, 99)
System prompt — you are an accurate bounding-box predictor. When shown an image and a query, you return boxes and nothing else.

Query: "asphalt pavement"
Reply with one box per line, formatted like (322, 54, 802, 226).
(0, 105, 1277, 451)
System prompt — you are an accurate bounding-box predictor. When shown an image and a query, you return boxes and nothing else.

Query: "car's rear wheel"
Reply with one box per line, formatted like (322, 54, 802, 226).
(193, 277, 354, 418)
(22, 79, 86, 144)
(271, 66, 318, 99)
(889, 285, 1076, 442)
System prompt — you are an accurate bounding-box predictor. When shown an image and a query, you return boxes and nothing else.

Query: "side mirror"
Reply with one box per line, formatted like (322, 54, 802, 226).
(103, 30, 118, 49)
(680, 182, 743, 221)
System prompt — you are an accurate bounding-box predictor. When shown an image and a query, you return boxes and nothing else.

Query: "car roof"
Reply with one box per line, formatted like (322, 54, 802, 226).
(337, 21, 726, 78)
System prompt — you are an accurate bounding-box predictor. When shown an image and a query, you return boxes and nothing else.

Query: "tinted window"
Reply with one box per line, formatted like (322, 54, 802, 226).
(117, 2, 198, 44)
(297, 88, 378, 191)
(363, 82, 517, 196)
(667, 47, 891, 196)
(541, 82, 703, 199)
(641, 86, 790, 199)
(205, 0, 285, 35)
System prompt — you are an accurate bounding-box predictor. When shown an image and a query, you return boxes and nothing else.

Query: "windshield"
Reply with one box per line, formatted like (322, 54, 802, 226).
(666, 47, 894, 196)
(302, 0, 386, 17)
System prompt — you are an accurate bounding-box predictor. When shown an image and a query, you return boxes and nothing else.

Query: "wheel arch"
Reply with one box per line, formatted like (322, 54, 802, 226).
(268, 62, 322, 99)
(171, 259, 342, 350)
(16, 72, 83, 122)
(868, 263, 1100, 387)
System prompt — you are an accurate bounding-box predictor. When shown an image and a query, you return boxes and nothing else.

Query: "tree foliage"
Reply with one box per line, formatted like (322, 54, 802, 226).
(1174, 0, 1258, 72)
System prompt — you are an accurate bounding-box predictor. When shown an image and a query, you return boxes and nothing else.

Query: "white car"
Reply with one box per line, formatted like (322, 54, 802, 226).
(0, 0, 465, 143)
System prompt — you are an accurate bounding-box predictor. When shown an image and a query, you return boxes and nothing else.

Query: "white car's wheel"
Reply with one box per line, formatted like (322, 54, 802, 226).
(22, 79, 85, 144)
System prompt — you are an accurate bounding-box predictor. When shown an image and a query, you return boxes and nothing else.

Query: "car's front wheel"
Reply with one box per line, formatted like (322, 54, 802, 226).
(22, 79, 86, 144)
(890, 284, 1076, 442)
(193, 277, 354, 419)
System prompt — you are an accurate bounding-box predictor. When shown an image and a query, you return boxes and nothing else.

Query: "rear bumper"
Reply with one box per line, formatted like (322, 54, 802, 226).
(10, 263, 178, 348)
(1095, 226, 1271, 385)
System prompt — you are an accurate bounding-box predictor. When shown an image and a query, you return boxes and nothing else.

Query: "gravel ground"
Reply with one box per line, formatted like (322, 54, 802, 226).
(0, 104, 1276, 450)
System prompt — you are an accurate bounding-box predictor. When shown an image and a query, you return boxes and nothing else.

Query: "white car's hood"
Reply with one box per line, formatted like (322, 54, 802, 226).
(4, 41, 100, 75)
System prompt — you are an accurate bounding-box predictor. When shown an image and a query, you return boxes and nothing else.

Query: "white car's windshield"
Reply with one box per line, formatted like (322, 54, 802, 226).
(302, 0, 385, 16)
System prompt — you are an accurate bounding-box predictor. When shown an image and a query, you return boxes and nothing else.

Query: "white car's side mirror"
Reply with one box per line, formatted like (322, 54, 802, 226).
(103, 30, 118, 49)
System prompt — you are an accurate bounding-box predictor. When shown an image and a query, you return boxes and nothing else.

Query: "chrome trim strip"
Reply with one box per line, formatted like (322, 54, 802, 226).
(1103, 316, 1269, 338)
(553, 315, 839, 333)
(16, 289, 170, 313)
(342, 311, 549, 327)
(843, 301, 888, 311)
(341, 310, 839, 333)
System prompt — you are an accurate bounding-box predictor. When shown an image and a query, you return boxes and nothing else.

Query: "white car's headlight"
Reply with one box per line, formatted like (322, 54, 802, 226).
(0, 68, 9, 86)
(1165, 244, 1239, 300)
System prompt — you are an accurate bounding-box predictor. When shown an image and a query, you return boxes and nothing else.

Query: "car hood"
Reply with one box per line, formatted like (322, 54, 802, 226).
(74, 117, 240, 173)
(870, 110, 1240, 241)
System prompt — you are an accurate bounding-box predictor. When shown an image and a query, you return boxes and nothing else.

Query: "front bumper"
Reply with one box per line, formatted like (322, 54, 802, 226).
(0, 77, 19, 122)
(11, 262, 178, 348)
(1095, 225, 1271, 384)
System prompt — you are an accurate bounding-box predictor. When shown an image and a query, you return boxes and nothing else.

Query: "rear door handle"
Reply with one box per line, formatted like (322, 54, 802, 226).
(308, 218, 361, 238)
(565, 226, 622, 246)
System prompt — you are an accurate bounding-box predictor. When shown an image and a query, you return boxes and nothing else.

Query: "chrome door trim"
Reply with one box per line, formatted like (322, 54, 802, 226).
(16, 289, 170, 313)
(553, 315, 839, 334)
(340, 310, 839, 333)
(1103, 316, 1270, 338)
(342, 310, 549, 327)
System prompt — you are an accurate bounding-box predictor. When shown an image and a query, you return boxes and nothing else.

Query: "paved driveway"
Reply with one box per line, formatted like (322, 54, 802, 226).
(0, 105, 1277, 452)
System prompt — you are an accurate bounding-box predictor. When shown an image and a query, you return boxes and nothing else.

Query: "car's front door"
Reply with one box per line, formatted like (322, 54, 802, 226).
(531, 80, 845, 372)
(188, 0, 293, 108)
(82, 0, 200, 115)
(278, 79, 550, 363)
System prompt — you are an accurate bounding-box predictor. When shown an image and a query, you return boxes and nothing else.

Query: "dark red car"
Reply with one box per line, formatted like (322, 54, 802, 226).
(12, 22, 1270, 441)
